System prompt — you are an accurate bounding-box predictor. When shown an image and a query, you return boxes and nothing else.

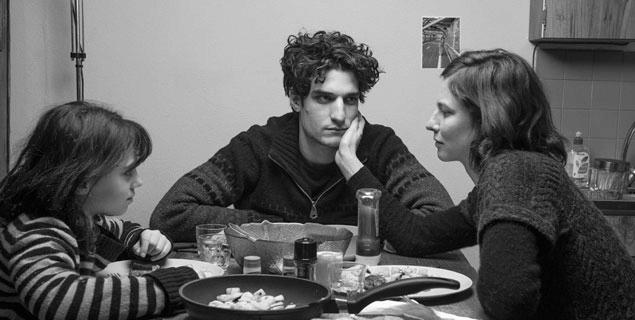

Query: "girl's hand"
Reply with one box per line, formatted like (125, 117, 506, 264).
(133, 230, 172, 261)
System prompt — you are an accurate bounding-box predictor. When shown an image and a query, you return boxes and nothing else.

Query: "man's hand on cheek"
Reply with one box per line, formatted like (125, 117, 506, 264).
(335, 114, 365, 180)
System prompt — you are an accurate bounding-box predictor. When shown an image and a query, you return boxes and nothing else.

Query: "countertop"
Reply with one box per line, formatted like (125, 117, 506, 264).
(593, 199, 635, 216)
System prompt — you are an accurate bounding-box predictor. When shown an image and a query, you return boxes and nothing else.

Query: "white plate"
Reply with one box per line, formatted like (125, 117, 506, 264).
(96, 258, 224, 277)
(366, 265, 473, 299)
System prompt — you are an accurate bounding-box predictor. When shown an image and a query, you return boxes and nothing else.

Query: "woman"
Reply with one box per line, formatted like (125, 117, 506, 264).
(376, 49, 635, 319)
(0, 101, 203, 319)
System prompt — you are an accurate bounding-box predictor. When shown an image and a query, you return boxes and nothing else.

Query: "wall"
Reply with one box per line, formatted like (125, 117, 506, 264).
(11, 0, 536, 268)
(9, 1, 76, 150)
(537, 49, 635, 161)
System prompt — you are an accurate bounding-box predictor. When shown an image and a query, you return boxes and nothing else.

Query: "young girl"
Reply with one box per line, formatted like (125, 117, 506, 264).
(376, 50, 635, 319)
(0, 101, 201, 319)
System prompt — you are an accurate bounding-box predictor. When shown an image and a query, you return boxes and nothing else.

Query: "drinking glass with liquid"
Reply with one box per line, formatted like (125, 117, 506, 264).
(329, 262, 367, 299)
(196, 224, 231, 270)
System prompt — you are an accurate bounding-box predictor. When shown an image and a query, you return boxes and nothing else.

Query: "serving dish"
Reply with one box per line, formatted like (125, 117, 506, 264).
(226, 221, 352, 274)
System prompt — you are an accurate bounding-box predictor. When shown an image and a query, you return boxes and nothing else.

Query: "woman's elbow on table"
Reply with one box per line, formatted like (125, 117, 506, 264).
(477, 222, 543, 319)
(477, 281, 541, 320)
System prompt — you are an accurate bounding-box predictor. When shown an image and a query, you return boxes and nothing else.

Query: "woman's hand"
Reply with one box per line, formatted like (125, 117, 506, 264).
(335, 113, 365, 180)
(133, 230, 172, 261)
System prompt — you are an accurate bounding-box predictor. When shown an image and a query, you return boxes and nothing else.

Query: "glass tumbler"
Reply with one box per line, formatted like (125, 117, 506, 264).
(195, 224, 230, 270)
(588, 158, 630, 200)
(329, 261, 367, 299)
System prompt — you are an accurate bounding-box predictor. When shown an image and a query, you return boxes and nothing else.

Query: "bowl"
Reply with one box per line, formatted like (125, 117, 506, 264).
(225, 221, 353, 274)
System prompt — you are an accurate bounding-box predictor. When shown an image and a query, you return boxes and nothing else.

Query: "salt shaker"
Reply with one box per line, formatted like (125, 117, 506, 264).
(356, 188, 381, 266)
(282, 255, 297, 277)
(242, 255, 262, 274)
(293, 237, 317, 280)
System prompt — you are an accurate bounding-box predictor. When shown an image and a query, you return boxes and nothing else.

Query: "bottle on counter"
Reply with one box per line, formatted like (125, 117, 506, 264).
(566, 131, 590, 188)
(293, 237, 317, 280)
(242, 255, 261, 274)
(355, 188, 382, 266)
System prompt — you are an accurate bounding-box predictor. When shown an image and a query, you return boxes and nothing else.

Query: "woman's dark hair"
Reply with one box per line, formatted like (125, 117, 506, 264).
(0, 101, 152, 252)
(441, 49, 566, 169)
(280, 30, 381, 103)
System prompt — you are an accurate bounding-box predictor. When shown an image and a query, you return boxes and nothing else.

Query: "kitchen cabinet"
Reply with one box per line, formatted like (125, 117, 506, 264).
(529, 0, 635, 44)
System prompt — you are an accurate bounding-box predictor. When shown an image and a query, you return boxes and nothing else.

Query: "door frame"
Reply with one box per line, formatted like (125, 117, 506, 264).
(0, 0, 8, 177)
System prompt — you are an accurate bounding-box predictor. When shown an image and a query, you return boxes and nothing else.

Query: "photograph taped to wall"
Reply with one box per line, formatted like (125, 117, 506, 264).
(422, 17, 460, 69)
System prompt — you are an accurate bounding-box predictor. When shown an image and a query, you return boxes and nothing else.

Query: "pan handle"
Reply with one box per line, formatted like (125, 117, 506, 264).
(346, 276, 460, 314)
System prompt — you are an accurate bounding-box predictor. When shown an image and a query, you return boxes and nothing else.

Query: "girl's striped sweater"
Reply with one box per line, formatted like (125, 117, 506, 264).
(0, 214, 197, 320)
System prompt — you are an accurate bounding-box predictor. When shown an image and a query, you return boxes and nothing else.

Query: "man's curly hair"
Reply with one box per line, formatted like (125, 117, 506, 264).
(280, 30, 381, 103)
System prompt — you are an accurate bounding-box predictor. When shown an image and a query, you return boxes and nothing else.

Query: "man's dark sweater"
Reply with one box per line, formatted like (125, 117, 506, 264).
(150, 112, 452, 241)
(379, 150, 635, 319)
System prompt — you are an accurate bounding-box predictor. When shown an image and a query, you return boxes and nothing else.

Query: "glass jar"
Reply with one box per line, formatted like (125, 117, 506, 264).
(588, 158, 630, 200)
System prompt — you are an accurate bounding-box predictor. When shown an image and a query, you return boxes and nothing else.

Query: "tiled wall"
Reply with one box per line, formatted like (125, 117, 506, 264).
(536, 49, 635, 163)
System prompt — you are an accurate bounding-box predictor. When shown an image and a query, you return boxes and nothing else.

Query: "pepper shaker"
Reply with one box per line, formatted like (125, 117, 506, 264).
(294, 237, 317, 280)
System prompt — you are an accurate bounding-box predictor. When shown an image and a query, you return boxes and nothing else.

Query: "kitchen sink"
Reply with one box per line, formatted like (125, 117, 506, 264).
(578, 188, 635, 216)
(593, 197, 635, 216)
(594, 196, 635, 257)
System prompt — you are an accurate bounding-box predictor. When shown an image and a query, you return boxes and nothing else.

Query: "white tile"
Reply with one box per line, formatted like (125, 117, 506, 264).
(622, 82, 635, 109)
(563, 51, 593, 80)
(536, 49, 566, 80)
(563, 80, 592, 108)
(588, 138, 617, 159)
(589, 110, 618, 139)
(543, 79, 564, 107)
(623, 52, 635, 82)
(591, 81, 621, 110)
(592, 51, 623, 81)
(561, 109, 590, 139)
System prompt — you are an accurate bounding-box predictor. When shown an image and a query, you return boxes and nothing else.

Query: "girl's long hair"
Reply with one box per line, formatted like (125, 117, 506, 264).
(0, 101, 151, 252)
(441, 49, 566, 170)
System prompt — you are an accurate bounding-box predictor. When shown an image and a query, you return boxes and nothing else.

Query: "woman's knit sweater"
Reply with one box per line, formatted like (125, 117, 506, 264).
(0, 214, 198, 320)
(378, 150, 635, 319)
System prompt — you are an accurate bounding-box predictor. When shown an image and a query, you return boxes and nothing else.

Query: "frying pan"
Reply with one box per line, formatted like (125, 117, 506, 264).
(179, 274, 460, 320)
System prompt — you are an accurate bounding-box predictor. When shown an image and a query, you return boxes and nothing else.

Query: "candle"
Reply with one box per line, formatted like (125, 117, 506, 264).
(315, 251, 344, 288)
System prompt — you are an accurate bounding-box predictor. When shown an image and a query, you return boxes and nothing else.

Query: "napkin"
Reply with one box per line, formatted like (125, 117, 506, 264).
(360, 300, 478, 320)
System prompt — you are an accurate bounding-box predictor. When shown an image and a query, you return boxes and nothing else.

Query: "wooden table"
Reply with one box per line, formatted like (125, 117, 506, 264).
(166, 246, 488, 319)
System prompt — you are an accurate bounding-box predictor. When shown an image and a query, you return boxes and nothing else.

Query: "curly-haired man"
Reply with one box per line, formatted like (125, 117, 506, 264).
(150, 30, 453, 242)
